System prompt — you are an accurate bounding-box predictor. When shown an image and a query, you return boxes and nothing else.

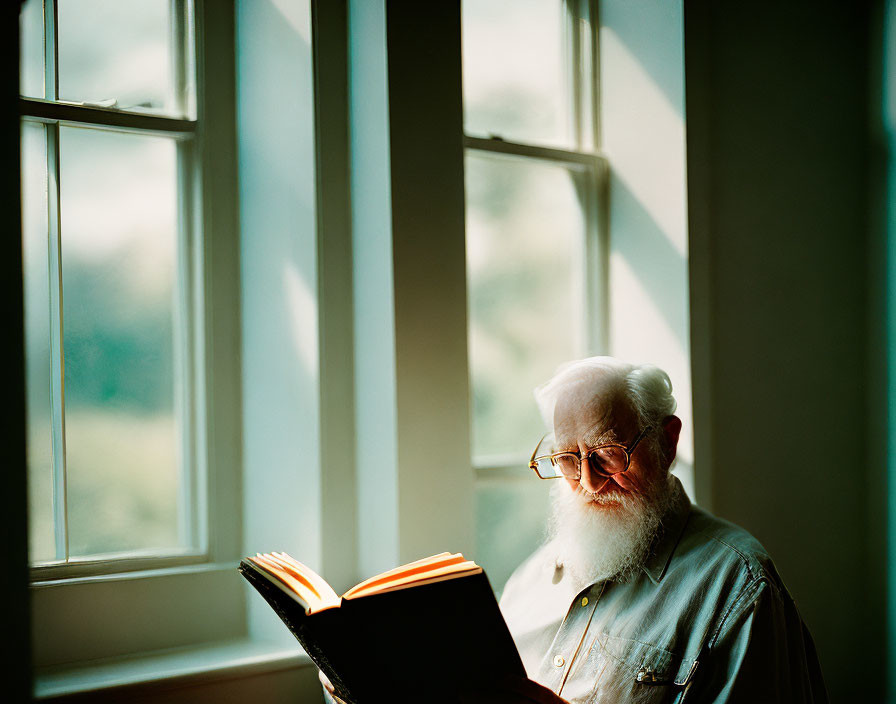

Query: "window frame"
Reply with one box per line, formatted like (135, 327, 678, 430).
(25, 0, 245, 671)
(22, 0, 208, 578)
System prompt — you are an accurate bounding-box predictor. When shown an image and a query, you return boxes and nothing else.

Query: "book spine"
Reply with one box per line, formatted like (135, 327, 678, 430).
(238, 564, 358, 703)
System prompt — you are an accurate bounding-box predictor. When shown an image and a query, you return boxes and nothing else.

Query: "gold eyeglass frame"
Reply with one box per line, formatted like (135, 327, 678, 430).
(528, 425, 654, 480)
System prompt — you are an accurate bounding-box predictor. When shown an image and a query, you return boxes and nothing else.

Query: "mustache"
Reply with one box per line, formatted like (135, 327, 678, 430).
(575, 486, 637, 507)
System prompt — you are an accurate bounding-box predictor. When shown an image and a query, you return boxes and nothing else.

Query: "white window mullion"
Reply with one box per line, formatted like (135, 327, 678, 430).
(581, 161, 608, 354)
(170, 0, 197, 120)
(170, 0, 185, 116)
(585, 0, 600, 150)
(567, 0, 599, 152)
(188, 129, 210, 558)
(44, 0, 58, 102)
(564, 0, 582, 148)
(45, 0, 64, 563)
(174, 136, 197, 552)
(45, 119, 68, 563)
(463, 133, 601, 166)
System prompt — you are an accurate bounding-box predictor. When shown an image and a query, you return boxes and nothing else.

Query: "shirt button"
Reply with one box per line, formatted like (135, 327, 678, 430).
(581, 597, 589, 607)
(553, 655, 565, 668)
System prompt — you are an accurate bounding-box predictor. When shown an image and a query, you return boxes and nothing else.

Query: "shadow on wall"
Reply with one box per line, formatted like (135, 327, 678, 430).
(684, 2, 887, 702)
(608, 174, 688, 347)
(601, 1, 684, 116)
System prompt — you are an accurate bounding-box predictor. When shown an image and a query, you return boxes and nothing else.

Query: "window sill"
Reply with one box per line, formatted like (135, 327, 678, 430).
(34, 638, 313, 701)
(32, 562, 249, 667)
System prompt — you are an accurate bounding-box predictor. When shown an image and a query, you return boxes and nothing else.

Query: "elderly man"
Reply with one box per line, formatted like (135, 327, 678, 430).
(499, 356, 827, 703)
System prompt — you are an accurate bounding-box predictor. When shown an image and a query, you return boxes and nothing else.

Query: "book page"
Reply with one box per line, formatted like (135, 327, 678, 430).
(346, 565, 484, 599)
(242, 557, 313, 611)
(270, 552, 341, 606)
(342, 552, 461, 598)
(343, 554, 482, 600)
(244, 551, 482, 610)
(248, 553, 341, 613)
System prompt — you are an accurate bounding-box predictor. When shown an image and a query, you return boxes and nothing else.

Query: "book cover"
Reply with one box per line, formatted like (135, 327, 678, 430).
(239, 553, 526, 703)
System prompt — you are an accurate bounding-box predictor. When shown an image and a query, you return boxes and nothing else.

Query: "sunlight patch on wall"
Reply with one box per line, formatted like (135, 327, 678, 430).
(609, 254, 692, 469)
(270, 0, 311, 44)
(283, 263, 319, 378)
(600, 27, 687, 259)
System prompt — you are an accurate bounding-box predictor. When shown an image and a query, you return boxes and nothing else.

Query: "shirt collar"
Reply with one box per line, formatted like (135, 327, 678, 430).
(642, 476, 692, 585)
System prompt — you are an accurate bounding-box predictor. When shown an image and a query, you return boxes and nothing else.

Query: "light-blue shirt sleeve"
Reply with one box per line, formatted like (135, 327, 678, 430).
(687, 578, 827, 703)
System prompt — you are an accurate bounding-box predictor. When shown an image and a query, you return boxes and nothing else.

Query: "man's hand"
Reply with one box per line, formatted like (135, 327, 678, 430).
(318, 668, 335, 694)
(318, 669, 349, 704)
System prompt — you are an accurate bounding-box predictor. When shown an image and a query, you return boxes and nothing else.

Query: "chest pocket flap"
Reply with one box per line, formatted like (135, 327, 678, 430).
(599, 634, 699, 688)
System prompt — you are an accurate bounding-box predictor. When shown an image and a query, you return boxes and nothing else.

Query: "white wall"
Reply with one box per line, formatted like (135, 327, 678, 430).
(237, 0, 322, 645)
(348, 0, 401, 580)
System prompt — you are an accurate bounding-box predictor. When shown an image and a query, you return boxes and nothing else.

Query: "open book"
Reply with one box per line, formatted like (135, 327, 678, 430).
(239, 552, 525, 703)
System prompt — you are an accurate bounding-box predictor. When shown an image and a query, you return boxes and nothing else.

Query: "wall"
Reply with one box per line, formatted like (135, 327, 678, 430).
(237, 0, 323, 645)
(685, 1, 883, 700)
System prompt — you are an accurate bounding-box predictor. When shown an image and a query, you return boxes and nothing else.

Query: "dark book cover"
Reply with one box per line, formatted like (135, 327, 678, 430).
(239, 561, 525, 703)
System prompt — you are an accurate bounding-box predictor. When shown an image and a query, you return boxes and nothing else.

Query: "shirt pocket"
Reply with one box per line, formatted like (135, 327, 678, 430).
(584, 633, 698, 704)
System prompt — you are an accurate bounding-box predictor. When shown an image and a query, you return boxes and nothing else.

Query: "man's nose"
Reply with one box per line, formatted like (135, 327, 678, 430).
(579, 458, 608, 494)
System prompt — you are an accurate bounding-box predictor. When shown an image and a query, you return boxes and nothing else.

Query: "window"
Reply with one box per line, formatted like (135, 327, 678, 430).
(21, 0, 202, 574)
(22, 0, 245, 679)
(15, 0, 692, 698)
(463, 0, 605, 590)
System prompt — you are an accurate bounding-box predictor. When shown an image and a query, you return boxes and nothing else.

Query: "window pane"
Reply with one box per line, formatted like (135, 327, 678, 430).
(22, 121, 56, 563)
(476, 479, 551, 595)
(20, 0, 44, 98)
(463, 0, 570, 147)
(59, 126, 183, 557)
(466, 152, 586, 461)
(57, 0, 184, 115)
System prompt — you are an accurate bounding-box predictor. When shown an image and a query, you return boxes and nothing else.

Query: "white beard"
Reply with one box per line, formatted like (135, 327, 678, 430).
(547, 475, 677, 589)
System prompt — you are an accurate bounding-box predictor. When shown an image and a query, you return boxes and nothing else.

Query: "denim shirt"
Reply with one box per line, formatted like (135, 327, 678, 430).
(499, 479, 828, 703)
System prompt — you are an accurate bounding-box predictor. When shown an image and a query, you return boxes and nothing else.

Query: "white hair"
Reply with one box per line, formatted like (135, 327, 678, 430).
(534, 356, 677, 461)
(534, 356, 676, 429)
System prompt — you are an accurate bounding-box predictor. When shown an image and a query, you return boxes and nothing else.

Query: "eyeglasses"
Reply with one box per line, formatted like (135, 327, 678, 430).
(528, 426, 654, 480)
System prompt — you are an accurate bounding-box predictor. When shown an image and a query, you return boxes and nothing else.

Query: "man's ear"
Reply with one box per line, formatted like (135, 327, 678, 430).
(661, 415, 682, 469)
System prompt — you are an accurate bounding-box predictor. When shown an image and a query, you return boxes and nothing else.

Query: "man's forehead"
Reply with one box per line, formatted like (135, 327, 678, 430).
(551, 375, 637, 443)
